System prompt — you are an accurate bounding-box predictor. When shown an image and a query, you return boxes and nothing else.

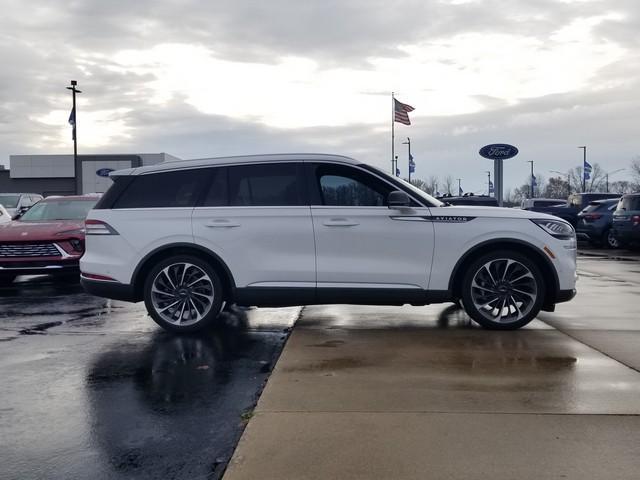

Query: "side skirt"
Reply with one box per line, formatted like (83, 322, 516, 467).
(233, 287, 453, 308)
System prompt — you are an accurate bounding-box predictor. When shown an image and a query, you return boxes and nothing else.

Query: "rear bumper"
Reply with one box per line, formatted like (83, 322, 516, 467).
(80, 276, 137, 302)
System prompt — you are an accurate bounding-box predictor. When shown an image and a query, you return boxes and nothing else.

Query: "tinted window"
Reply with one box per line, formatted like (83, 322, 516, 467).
(114, 169, 205, 208)
(228, 163, 303, 206)
(315, 164, 392, 206)
(582, 202, 603, 213)
(202, 167, 228, 207)
(619, 196, 640, 211)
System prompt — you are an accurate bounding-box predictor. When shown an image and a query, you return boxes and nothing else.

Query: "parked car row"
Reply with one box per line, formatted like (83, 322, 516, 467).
(522, 192, 640, 249)
(0, 194, 100, 285)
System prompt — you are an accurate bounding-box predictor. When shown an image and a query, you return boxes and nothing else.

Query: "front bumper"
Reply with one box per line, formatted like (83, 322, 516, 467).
(0, 260, 79, 276)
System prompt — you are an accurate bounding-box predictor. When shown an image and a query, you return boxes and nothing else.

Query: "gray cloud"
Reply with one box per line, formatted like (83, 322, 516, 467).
(0, 0, 638, 190)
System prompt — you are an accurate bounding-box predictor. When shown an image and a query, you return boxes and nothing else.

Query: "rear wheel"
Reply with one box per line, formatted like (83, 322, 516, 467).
(460, 251, 545, 330)
(143, 255, 224, 333)
(603, 228, 620, 249)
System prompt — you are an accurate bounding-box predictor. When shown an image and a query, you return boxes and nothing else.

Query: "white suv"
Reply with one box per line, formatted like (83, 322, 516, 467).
(81, 154, 577, 333)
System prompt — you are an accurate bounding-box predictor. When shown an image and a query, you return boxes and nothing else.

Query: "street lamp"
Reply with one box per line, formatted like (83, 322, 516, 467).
(578, 146, 587, 192)
(485, 170, 491, 196)
(66, 80, 82, 194)
(604, 168, 625, 193)
(527, 160, 534, 198)
(402, 137, 412, 182)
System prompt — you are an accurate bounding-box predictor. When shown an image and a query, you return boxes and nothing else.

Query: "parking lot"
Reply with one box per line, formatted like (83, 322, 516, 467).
(2, 251, 640, 479)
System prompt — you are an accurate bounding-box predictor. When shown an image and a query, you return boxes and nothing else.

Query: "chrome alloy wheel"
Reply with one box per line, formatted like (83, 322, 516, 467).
(469, 258, 538, 325)
(606, 230, 620, 249)
(150, 263, 215, 326)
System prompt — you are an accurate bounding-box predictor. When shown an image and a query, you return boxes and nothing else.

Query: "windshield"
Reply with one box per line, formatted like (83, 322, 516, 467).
(363, 164, 445, 207)
(19, 199, 98, 222)
(0, 194, 20, 208)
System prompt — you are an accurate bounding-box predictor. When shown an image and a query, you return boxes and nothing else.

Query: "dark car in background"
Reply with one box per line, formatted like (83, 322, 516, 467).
(436, 193, 499, 206)
(528, 192, 621, 226)
(576, 198, 620, 248)
(0, 195, 99, 285)
(612, 193, 640, 247)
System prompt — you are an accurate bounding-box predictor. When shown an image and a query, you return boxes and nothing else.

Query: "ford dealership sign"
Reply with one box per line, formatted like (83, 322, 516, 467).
(479, 144, 519, 160)
(96, 168, 115, 177)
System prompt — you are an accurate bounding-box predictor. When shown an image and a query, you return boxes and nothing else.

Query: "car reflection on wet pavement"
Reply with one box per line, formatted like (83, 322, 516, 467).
(2, 253, 640, 480)
(0, 277, 297, 480)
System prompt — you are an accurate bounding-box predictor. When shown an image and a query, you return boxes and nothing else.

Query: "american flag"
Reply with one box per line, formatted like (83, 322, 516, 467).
(394, 98, 414, 125)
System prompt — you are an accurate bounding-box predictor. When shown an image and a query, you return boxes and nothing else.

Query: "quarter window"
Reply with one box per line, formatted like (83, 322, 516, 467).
(113, 169, 205, 208)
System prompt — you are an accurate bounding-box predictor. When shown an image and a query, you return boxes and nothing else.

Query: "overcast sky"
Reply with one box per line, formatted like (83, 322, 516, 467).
(1, 0, 638, 192)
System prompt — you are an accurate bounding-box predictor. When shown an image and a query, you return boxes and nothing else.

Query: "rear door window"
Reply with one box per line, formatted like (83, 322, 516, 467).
(227, 163, 304, 206)
(113, 169, 206, 208)
(312, 164, 393, 206)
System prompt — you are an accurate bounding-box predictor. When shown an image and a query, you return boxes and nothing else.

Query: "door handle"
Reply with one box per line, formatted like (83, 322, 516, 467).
(323, 218, 359, 227)
(205, 219, 241, 228)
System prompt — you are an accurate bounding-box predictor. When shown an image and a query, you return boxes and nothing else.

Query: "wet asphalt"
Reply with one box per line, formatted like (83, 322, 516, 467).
(0, 278, 299, 480)
(1, 249, 639, 480)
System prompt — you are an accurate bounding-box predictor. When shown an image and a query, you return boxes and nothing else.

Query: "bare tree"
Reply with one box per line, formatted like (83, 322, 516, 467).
(409, 178, 427, 192)
(631, 156, 640, 185)
(569, 162, 606, 192)
(543, 177, 570, 199)
(608, 180, 636, 194)
(425, 175, 439, 196)
(443, 175, 454, 195)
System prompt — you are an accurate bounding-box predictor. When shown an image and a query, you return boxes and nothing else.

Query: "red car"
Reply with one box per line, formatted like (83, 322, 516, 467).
(0, 195, 100, 285)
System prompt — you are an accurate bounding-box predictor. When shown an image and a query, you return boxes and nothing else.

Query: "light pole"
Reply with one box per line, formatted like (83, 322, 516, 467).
(485, 170, 491, 196)
(66, 80, 81, 194)
(527, 160, 534, 198)
(578, 146, 587, 192)
(402, 137, 411, 182)
(457, 178, 462, 196)
(604, 168, 625, 193)
(550, 170, 571, 198)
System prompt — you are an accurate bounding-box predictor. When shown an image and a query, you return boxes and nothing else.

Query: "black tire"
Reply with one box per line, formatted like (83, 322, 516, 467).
(143, 255, 224, 333)
(460, 250, 545, 330)
(0, 274, 17, 286)
(603, 228, 620, 249)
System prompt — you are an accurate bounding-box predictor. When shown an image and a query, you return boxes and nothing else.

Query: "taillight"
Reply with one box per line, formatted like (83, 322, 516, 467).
(632, 215, 640, 226)
(583, 214, 602, 221)
(85, 219, 119, 235)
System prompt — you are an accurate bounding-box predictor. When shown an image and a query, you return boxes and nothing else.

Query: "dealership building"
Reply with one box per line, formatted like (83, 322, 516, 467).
(0, 152, 180, 196)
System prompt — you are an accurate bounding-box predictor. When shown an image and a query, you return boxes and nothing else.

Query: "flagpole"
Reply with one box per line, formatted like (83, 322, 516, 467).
(391, 92, 395, 175)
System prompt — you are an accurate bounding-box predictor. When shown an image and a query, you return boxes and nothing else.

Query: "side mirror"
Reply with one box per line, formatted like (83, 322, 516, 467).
(387, 191, 410, 208)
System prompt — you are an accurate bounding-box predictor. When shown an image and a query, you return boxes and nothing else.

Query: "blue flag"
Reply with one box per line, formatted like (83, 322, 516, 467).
(488, 180, 494, 194)
(458, 186, 463, 196)
(532, 174, 537, 188)
(584, 160, 592, 180)
(68, 107, 76, 140)
(396, 167, 400, 176)
(409, 153, 415, 173)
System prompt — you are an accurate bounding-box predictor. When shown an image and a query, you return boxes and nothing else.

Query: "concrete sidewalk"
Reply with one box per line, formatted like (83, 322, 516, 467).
(224, 303, 640, 479)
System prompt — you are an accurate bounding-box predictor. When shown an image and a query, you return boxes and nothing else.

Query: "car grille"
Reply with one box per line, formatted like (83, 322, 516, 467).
(0, 243, 61, 258)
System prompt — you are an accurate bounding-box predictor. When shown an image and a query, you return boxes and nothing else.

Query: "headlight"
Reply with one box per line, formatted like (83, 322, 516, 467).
(531, 219, 575, 240)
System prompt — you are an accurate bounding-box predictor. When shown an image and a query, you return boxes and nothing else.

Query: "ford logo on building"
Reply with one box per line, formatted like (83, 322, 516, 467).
(479, 144, 519, 160)
(96, 168, 115, 177)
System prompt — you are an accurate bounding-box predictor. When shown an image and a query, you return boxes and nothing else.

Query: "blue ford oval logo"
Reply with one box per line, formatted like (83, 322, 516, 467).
(96, 168, 114, 177)
(479, 144, 519, 160)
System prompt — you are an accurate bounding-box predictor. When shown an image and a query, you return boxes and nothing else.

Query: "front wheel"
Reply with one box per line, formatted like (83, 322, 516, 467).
(460, 251, 545, 330)
(143, 255, 224, 333)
